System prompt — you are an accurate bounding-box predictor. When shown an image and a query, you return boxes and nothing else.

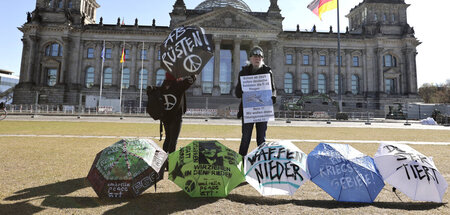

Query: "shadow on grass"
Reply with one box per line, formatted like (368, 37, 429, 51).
(4, 177, 218, 214)
(4, 178, 88, 201)
(227, 194, 447, 210)
(40, 191, 219, 214)
(0, 201, 45, 215)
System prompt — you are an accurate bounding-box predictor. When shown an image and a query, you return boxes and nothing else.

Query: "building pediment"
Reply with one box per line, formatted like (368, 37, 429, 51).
(178, 7, 279, 31)
(384, 68, 400, 78)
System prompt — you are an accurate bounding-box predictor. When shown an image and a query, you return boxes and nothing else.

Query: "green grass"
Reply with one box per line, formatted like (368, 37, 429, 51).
(0, 121, 448, 214)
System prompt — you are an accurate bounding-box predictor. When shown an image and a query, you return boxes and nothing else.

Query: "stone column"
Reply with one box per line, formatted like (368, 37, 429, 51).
(232, 39, 241, 96)
(212, 38, 221, 96)
(19, 37, 29, 83)
(411, 50, 418, 94)
(329, 49, 336, 94)
(130, 42, 138, 88)
(75, 40, 85, 87)
(60, 36, 71, 85)
(376, 48, 384, 94)
(312, 48, 318, 94)
(94, 41, 102, 86)
(345, 50, 352, 94)
(361, 50, 367, 94)
(27, 35, 39, 84)
(148, 43, 155, 85)
(295, 48, 302, 93)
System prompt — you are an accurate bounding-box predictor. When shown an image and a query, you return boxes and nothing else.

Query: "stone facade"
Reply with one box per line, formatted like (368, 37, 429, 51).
(14, 0, 421, 115)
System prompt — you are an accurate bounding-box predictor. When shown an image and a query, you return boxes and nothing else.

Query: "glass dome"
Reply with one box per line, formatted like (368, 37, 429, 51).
(194, 0, 252, 12)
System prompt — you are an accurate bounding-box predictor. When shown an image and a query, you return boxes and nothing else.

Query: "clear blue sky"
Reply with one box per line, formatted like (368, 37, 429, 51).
(0, 0, 448, 86)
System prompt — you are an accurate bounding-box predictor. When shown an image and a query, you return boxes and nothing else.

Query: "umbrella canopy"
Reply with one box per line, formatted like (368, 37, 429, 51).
(374, 143, 448, 202)
(307, 143, 385, 203)
(87, 139, 167, 198)
(160, 26, 214, 78)
(168, 140, 244, 197)
(244, 141, 310, 196)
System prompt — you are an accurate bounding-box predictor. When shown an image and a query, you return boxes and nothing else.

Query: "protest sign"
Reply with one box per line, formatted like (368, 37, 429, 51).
(240, 74, 274, 123)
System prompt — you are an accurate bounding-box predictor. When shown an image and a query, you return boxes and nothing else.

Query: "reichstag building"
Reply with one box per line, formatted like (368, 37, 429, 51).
(14, 0, 421, 115)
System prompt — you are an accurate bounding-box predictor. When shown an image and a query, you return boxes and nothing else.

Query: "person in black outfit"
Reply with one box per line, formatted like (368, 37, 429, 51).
(161, 72, 195, 154)
(235, 46, 276, 157)
(149, 72, 195, 154)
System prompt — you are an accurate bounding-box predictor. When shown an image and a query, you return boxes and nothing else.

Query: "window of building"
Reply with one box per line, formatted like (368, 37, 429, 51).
(157, 50, 161, 61)
(48, 0, 54, 7)
(301, 73, 310, 94)
(334, 74, 341, 94)
(318, 74, 326, 94)
(385, 78, 396, 94)
(122, 68, 130, 89)
(87, 48, 94, 58)
(336, 56, 343, 66)
(85, 67, 95, 88)
(68, 0, 73, 9)
(284, 73, 293, 94)
(58, 0, 63, 8)
(219, 50, 232, 94)
(374, 13, 377, 22)
(319, 55, 326, 66)
(45, 43, 63, 57)
(105, 48, 112, 59)
(138, 69, 148, 89)
(202, 57, 214, 94)
(351, 75, 359, 95)
(286, 54, 293, 65)
(103, 68, 112, 87)
(156, 69, 166, 86)
(384, 54, 397, 67)
(240, 50, 248, 68)
(303, 55, 310, 65)
(392, 14, 396, 23)
(383, 13, 387, 22)
(140, 49, 148, 60)
(47, 68, 57, 86)
(124, 49, 130, 61)
(352, 56, 359, 67)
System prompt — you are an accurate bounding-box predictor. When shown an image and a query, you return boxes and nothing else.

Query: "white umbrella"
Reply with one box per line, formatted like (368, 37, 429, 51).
(244, 141, 310, 196)
(374, 143, 448, 202)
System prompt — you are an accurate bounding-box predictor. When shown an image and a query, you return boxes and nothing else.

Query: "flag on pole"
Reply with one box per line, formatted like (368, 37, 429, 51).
(101, 42, 105, 62)
(122, 17, 125, 25)
(120, 47, 125, 63)
(308, 0, 337, 20)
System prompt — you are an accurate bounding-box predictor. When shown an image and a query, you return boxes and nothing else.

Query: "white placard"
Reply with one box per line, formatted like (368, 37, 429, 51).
(240, 74, 274, 123)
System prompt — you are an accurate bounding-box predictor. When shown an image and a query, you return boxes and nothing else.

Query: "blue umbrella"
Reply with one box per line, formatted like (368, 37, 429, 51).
(307, 143, 385, 203)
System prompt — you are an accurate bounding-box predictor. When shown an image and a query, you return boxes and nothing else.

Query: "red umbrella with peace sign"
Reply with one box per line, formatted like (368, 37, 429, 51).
(160, 26, 214, 78)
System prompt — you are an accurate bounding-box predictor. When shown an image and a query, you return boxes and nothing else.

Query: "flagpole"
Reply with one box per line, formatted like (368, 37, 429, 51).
(119, 41, 124, 114)
(337, 0, 343, 112)
(99, 40, 105, 110)
(139, 41, 144, 112)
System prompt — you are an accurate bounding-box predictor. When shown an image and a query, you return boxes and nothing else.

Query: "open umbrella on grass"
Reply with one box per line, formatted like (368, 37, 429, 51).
(374, 143, 448, 202)
(87, 138, 167, 198)
(244, 141, 309, 196)
(307, 142, 385, 203)
(168, 140, 244, 197)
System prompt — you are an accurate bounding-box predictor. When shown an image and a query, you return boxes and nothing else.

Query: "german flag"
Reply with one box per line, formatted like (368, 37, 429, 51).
(120, 47, 125, 63)
(308, 0, 337, 20)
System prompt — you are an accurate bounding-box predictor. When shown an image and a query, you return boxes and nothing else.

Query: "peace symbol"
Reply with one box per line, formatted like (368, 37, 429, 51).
(163, 94, 177, 110)
(183, 55, 203, 73)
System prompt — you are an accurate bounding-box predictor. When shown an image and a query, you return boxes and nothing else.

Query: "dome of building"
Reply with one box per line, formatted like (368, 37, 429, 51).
(194, 0, 251, 12)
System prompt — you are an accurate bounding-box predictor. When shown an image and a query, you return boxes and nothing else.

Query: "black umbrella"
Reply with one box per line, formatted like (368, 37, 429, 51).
(160, 26, 214, 78)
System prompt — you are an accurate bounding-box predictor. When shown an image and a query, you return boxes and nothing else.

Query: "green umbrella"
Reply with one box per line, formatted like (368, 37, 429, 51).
(87, 138, 167, 198)
(168, 140, 244, 197)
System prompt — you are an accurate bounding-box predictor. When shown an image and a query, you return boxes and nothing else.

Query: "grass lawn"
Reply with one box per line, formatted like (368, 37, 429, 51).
(0, 121, 448, 214)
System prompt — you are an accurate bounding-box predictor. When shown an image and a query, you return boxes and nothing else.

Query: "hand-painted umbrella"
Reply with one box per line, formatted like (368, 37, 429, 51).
(87, 139, 167, 198)
(160, 26, 213, 78)
(244, 141, 309, 196)
(374, 143, 448, 202)
(307, 143, 385, 203)
(168, 140, 244, 197)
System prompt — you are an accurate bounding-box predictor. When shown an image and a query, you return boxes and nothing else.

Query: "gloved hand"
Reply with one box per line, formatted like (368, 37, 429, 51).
(185, 75, 195, 84)
(272, 96, 276, 104)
